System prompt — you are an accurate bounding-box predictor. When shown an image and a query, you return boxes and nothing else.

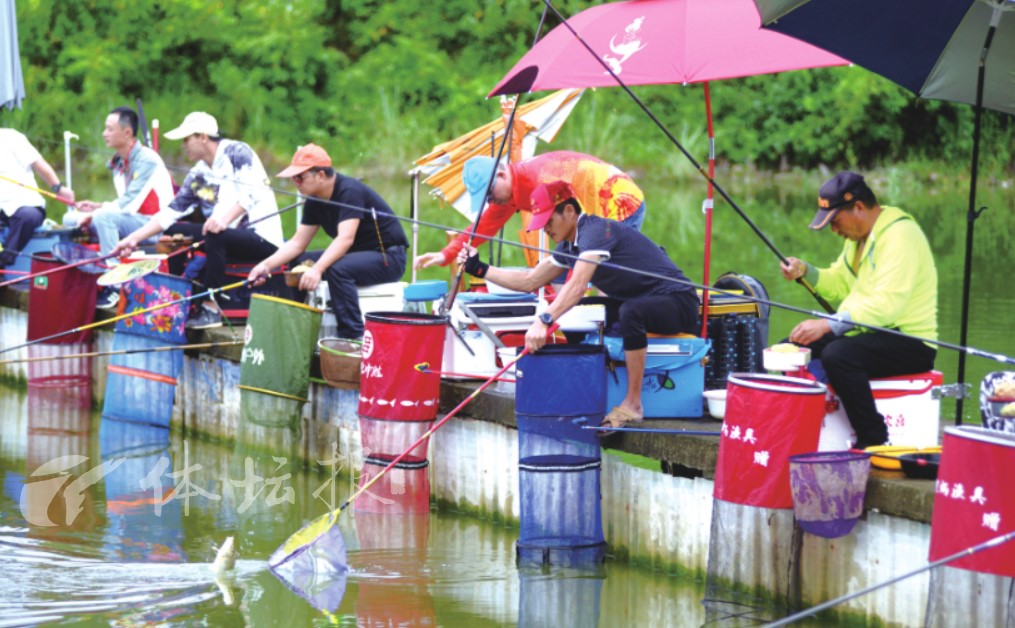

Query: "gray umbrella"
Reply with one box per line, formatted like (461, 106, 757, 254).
(1, 0, 25, 111)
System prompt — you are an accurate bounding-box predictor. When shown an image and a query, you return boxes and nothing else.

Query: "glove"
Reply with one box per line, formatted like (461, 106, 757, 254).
(463, 251, 489, 278)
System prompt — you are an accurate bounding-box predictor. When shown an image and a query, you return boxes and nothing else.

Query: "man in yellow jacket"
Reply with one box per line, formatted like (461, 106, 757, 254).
(780, 171, 937, 450)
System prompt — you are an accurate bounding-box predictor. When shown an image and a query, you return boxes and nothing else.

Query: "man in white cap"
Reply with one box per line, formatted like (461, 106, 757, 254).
(114, 111, 284, 329)
(248, 143, 407, 339)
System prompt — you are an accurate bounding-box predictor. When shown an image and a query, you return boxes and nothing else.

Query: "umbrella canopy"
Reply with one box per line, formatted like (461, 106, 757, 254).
(752, 0, 1015, 423)
(1, 0, 25, 111)
(754, 0, 1015, 115)
(489, 0, 848, 324)
(413, 88, 583, 221)
(490, 0, 846, 97)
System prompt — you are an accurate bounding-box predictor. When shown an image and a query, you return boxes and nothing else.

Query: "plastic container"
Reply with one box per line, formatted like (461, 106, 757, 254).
(359, 312, 448, 421)
(318, 337, 362, 389)
(929, 426, 1015, 578)
(714, 373, 828, 509)
(703, 389, 727, 419)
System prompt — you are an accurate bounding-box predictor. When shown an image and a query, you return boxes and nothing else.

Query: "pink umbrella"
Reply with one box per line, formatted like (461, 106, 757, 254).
(490, 0, 847, 327)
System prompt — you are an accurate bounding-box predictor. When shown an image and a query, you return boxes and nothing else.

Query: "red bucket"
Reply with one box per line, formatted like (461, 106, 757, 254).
(928, 426, 1015, 578)
(27, 252, 98, 343)
(353, 453, 431, 514)
(358, 312, 448, 422)
(714, 373, 827, 509)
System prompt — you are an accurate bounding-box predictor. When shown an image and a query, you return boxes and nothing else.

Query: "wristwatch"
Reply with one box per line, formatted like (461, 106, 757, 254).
(538, 312, 553, 326)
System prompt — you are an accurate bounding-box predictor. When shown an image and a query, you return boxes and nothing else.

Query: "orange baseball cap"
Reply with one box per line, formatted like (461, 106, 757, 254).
(277, 143, 333, 178)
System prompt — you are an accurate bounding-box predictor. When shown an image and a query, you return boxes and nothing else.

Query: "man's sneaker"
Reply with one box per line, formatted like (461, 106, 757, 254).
(97, 288, 120, 310)
(185, 305, 223, 330)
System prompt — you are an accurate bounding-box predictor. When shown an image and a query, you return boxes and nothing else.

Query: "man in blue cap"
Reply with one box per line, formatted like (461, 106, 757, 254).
(414, 151, 645, 270)
(780, 171, 938, 450)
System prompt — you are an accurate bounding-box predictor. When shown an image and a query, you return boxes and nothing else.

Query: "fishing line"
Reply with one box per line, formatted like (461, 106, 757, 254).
(0, 340, 244, 366)
(19, 130, 1004, 365)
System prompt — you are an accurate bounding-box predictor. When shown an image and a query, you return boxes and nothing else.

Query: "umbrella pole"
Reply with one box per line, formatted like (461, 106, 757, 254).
(410, 169, 420, 284)
(701, 82, 715, 337)
(63, 130, 78, 190)
(955, 8, 1001, 426)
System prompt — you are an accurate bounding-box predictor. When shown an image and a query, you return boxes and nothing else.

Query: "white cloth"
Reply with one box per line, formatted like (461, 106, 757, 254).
(0, 128, 45, 217)
(152, 139, 283, 247)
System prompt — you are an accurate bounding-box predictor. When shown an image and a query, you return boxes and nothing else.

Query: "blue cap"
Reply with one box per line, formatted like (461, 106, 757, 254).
(463, 156, 498, 217)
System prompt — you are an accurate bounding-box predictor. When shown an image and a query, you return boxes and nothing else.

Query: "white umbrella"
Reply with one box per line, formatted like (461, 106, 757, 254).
(0, 0, 25, 111)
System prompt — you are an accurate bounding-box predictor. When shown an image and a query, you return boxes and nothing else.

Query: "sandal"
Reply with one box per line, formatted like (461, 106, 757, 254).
(598, 405, 643, 437)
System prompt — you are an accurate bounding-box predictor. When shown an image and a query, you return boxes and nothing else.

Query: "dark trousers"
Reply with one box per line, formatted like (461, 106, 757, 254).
(203, 228, 278, 290)
(163, 222, 205, 276)
(298, 246, 407, 339)
(0, 206, 45, 268)
(590, 290, 700, 351)
(808, 331, 936, 447)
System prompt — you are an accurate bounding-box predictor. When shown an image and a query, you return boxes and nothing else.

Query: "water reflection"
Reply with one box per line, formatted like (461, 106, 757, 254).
(1, 379, 717, 625)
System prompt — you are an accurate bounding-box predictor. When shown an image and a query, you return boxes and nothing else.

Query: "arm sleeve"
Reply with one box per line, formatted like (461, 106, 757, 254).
(439, 202, 517, 265)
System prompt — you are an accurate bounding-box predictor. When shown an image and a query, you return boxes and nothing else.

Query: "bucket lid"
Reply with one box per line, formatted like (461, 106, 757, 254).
(727, 372, 827, 395)
(944, 425, 1015, 448)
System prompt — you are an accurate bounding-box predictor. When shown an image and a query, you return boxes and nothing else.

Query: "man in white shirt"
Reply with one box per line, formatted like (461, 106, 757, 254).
(114, 112, 284, 329)
(0, 128, 74, 272)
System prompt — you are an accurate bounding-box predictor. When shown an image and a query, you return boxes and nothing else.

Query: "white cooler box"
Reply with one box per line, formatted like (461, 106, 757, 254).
(818, 370, 944, 450)
(442, 293, 539, 379)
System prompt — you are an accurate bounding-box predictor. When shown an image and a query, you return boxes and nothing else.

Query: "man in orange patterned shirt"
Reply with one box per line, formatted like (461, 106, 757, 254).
(414, 151, 645, 269)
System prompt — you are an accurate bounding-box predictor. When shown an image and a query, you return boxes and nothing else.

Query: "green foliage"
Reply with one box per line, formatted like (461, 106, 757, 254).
(5, 0, 1014, 183)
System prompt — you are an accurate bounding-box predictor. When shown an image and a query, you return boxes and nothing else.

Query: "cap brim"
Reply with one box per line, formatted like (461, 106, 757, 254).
(809, 208, 839, 230)
(525, 210, 553, 232)
(277, 164, 312, 178)
(162, 127, 190, 140)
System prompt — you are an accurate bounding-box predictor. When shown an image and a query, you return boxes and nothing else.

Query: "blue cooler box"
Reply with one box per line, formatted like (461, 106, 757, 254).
(604, 336, 711, 418)
(2, 227, 75, 276)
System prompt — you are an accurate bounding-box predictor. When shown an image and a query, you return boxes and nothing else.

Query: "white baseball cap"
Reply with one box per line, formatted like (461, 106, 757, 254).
(164, 111, 220, 140)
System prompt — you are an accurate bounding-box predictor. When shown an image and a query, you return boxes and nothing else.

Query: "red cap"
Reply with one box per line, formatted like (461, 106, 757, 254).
(527, 181, 576, 232)
(277, 143, 332, 178)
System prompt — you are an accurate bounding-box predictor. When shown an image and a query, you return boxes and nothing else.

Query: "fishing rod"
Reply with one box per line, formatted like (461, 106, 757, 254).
(581, 424, 723, 436)
(413, 362, 515, 382)
(0, 340, 243, 366)
(269, 331, 554, 571)
(0, 249, 117, 289)
(441, 4, 551, 315)
(0, 279, 250, 355)
(765, 528, 1015, 627)
(0, 173, 77, 207)
(538, 0, 835, 315)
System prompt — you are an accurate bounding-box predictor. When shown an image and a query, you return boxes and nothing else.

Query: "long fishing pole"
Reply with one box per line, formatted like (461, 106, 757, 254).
(0, 174, 77, 207)
(441, 4, 551, 315)
(538, 0, 835, 315)
(0, 279, 249, 355)
(765, 529, 1015, 627)
(0, 340, 243, 366)
(270, 342, 541, 570)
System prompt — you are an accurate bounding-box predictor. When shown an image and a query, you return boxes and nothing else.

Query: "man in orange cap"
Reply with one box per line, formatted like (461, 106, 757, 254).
(458, 180, 698, 429)
(249, 144, 408, 339)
